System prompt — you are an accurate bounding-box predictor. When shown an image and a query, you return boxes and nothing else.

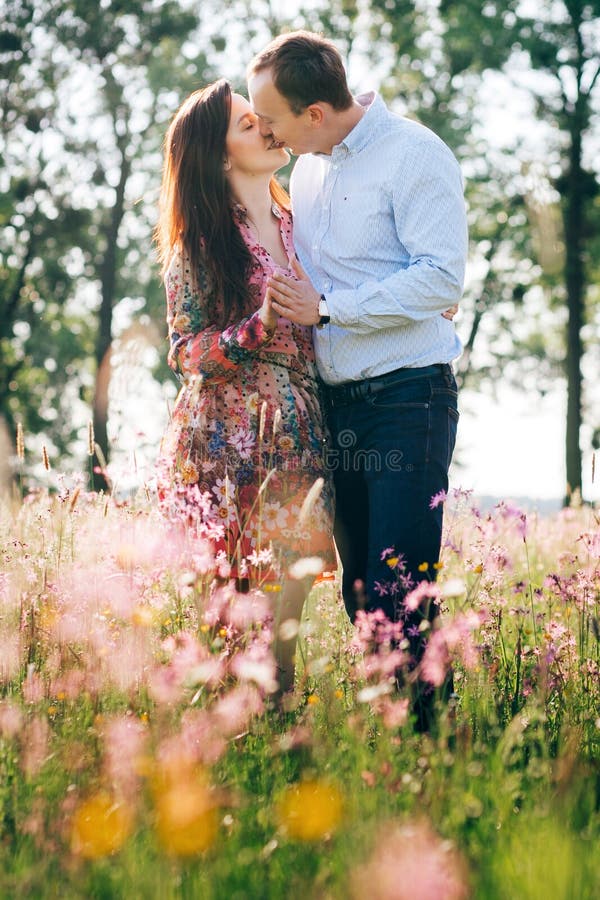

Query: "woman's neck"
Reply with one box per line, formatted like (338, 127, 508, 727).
(228, 173, 274, 229)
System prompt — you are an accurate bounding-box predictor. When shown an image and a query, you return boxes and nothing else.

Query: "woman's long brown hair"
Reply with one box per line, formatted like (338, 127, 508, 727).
(155, 79, 290, 329)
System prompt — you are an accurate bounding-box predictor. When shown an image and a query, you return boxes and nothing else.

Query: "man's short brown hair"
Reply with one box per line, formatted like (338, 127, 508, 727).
(248, 30, 353, 115)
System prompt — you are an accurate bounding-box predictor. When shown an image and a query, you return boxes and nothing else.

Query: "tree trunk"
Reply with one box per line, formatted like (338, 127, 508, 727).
(562, 113, 585, 505)
(92, 145, 131, 492)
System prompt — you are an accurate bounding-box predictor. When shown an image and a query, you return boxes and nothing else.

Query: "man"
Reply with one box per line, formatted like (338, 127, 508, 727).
(248, 32, 467, 729)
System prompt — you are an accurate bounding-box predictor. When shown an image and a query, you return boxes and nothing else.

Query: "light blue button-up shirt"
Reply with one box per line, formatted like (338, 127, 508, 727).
(290, 92, 467, 385)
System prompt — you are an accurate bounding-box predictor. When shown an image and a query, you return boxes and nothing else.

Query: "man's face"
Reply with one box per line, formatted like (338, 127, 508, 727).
(248, 68, 318, 156)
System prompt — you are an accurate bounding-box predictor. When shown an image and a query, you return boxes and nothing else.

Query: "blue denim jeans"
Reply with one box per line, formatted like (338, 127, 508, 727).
(326, 364, 459, 625)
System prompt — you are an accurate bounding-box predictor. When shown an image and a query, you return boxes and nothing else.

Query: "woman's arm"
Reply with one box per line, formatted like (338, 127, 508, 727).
(166, 252, 276, 386)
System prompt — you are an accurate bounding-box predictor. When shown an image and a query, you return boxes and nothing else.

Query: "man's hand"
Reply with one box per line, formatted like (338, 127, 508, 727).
(267, 256, 321, 326)
(442, 304, 458, 320)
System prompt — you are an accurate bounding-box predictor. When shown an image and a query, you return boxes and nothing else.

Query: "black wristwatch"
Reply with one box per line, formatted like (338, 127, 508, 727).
(317, 294, 330, 328)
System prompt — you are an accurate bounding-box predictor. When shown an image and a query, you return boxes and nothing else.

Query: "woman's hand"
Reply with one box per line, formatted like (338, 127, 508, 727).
(267, 256, 321, 326)
(259, 288, 278, 334)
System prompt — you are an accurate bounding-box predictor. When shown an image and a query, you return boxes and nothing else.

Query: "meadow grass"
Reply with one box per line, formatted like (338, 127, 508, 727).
(0, 485, 598, 899)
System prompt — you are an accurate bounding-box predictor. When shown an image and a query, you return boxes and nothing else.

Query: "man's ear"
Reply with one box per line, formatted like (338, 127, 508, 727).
(307, 104, 325, 126)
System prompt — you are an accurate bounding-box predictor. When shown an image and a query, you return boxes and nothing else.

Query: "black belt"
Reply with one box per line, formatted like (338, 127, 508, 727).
(326, 363, 451, 407)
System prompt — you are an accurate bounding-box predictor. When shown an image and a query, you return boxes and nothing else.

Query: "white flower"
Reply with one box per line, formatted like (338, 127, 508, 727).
(357, 683, 393, 703)
(288, 556, 325, 580)
(441, 578, 467, 598)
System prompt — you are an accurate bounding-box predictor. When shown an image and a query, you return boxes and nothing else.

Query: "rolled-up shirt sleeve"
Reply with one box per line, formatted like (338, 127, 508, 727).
(324, 140, 467, 333)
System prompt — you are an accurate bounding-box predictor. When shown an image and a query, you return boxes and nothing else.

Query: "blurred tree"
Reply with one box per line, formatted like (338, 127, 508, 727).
(40, 0, 205, 489)
(438, 0, 600, 500)
(0, 0, 97, 466)
(1, 0, 217, 488)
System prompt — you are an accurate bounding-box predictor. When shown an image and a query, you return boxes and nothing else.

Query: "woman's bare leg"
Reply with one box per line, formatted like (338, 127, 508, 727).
(271, 577, 313, 697)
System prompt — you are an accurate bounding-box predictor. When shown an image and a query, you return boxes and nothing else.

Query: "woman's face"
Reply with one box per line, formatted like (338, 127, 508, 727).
(224, 93, 289, 178)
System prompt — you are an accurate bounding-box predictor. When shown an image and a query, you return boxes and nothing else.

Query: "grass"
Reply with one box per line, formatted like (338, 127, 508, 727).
(0, 485, 599, 899)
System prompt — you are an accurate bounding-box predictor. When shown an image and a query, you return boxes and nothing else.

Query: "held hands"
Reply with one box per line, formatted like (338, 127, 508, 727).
(267, 256, 321, 326)
(265, 256, 458, 326)
(258, 288, 278, 334)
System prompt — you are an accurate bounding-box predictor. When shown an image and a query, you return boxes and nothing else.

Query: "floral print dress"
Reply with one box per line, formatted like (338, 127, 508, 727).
(157, 204, 335, 581)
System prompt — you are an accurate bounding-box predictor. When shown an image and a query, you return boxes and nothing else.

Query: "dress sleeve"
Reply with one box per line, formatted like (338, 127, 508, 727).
(165, 251, 274, 385)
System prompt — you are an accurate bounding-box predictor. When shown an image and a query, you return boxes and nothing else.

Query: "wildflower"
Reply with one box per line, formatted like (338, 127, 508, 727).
(288, 556, 324, 580)
(212, 684, 264, 737)
(272, 407, 282, 436)
(71, 791, 133, 858)
(440, 578, 467, 599)
(298, 477, 324, 527)
(153, 772, 218, 857)
(258, 399, 268, 439)
(350, 818, 469, 900)
(231, 650, 278, 693)
(0, 701, 24, 739)
(87, 421, 95, 456)
(307, 694, 320, 705)
(386, 556, 400, 569)
(404, 581, 441, 613)
(16, 422, 24, 460)
(429, 489, 447, 509)
(276, 779, 343, 841)
(417, 561, 429, 572)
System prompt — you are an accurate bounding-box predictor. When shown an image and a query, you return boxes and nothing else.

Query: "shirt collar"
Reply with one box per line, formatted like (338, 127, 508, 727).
(326, 91, 385, 160)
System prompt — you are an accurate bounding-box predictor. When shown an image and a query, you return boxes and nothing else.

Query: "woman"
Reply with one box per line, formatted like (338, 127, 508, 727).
(155, 80, 335, 696)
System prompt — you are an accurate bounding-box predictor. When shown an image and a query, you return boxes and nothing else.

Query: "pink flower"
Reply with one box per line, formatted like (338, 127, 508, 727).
(0, 701, 24, 739)
(103, 714, 148, 797)
(212, 684, 264, 737)
(21, 716, 50, 777)
(429, 490, 447, 509)
(230, 649, 278, 693)
(404, 581, 441, 613)
(22, 667, 45, 704)
(381, 697, 410, 729)
(351, 818, 469, 900)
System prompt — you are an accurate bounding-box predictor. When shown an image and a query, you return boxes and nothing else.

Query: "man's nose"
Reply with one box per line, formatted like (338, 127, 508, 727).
(257, 119, 271, 138)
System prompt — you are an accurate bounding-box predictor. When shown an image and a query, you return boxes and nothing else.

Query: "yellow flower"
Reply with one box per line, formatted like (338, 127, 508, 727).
(433, 561, 444, 571)
(71, 792, 133, 858)
(307, 694, 320, 705)
(334, 689, 344, 699)
(386, 557, 399, 569)
(417, 561, 429, 572)
(153, 768, 218, 857)
(276, 780, 343, 841)
(132, 605, 154, 627)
